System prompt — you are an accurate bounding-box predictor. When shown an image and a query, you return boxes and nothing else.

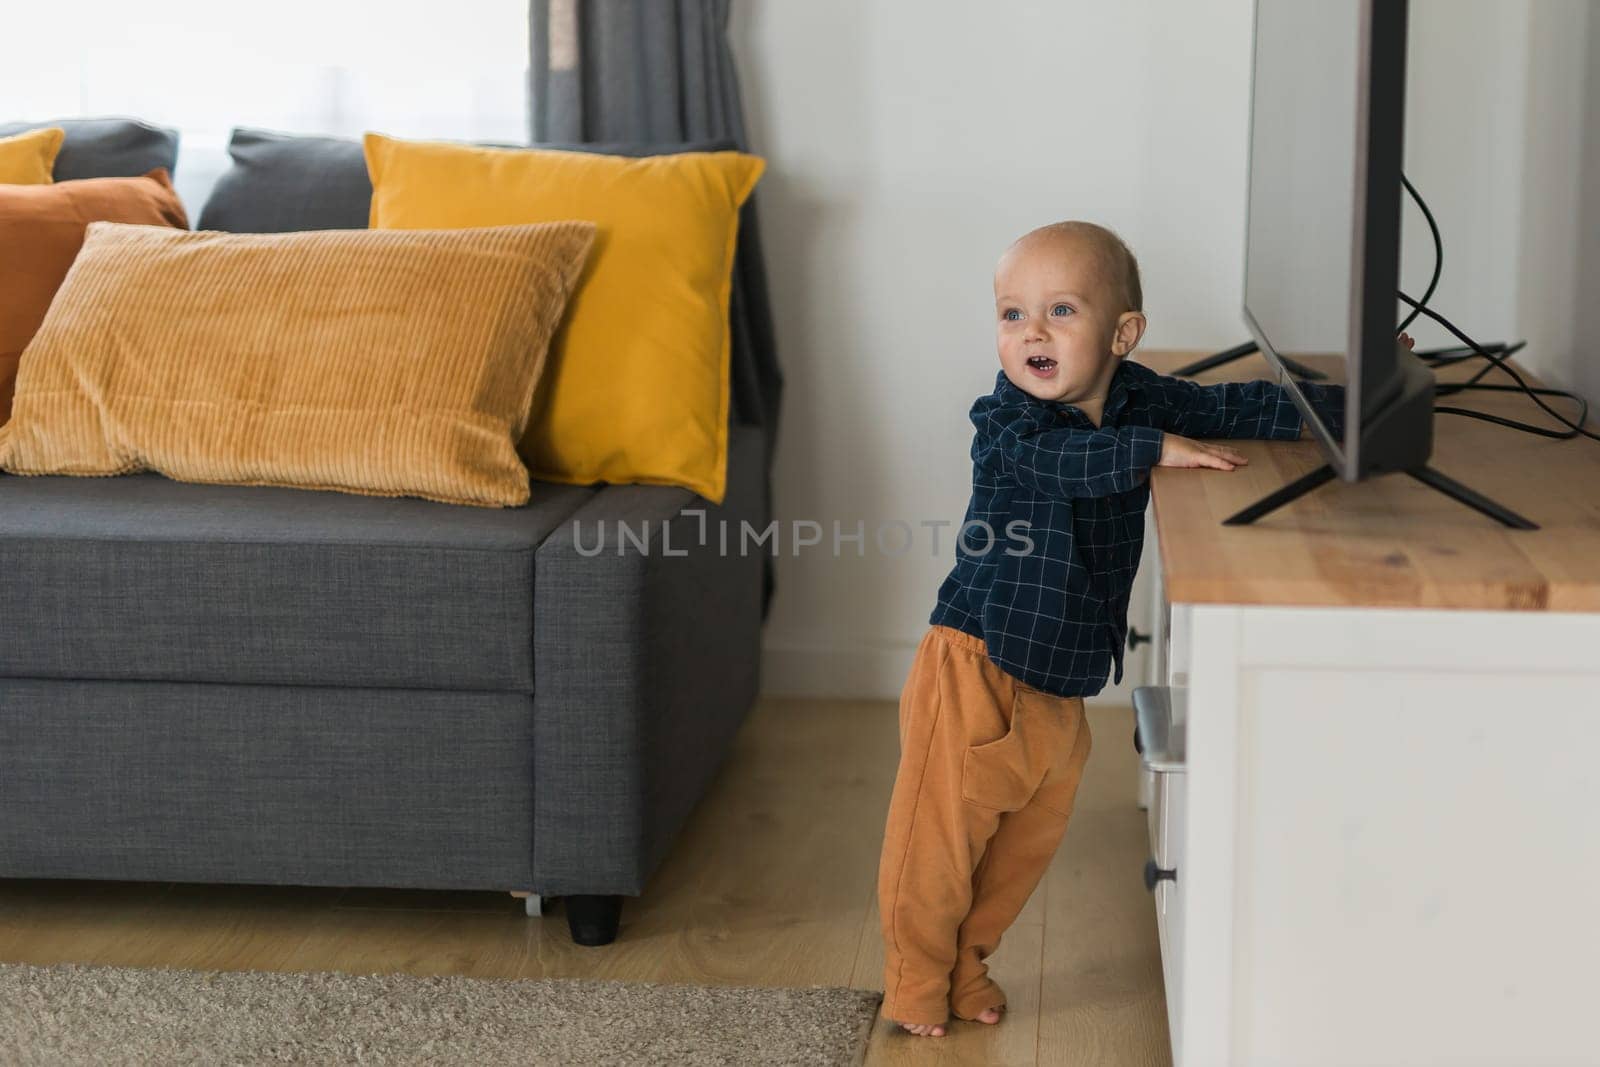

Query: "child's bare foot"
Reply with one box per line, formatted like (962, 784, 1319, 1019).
(896, 1021, 947, 1037)
(974, 1006, 1004, 1024)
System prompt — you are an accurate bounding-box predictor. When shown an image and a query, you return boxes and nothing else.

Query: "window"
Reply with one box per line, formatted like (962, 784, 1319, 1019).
(2, 1, 529, 213)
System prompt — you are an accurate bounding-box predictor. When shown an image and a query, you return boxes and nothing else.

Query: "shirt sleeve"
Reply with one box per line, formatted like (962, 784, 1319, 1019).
(977, 402, 1165, 500)
(1140, 367, 1348, 442)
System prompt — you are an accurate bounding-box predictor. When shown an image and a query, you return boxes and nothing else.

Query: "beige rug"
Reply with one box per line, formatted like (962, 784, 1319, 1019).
(0, 961, 880, 1066)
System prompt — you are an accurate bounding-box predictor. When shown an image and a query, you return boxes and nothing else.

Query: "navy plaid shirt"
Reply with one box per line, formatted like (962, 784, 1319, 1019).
(929, 359, 1345, 698)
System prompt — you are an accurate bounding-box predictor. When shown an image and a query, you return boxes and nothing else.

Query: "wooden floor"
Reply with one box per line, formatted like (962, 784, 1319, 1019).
(0, 698, 1169, 1066)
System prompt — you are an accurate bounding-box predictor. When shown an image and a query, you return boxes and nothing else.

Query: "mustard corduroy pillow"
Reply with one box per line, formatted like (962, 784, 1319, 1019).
(364, 132, 764, 504)
(0, 127, 65, 184)
(0, 220, 597, 507)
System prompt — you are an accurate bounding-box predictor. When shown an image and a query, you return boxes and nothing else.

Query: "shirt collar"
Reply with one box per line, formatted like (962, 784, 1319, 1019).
(991, 361, 1137, 424)
(1102, 361, 1136, 420)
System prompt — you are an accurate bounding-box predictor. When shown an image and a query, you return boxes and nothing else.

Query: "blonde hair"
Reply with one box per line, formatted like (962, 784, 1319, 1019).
(1008, 220, 1143, 314)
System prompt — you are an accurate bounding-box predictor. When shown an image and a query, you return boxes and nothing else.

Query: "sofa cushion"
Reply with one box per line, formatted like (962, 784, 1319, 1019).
(0, 118, 179, 181)
(0, 678, 537, 888)
(0, 127, 64, 184)
(0, 171, 189, 424)
(196, 128, 374, 233)
(195, 128, 739, 234)
(364, 133, 763, 505)
(2, 219, 596, 508)
(0, 472, 598, 691)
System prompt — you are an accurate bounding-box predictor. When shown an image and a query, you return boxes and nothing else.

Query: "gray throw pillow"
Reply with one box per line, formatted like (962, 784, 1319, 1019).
(195, 128, 739, 233)
(0, 117, 179, 181)
(195, 128, 372, 233)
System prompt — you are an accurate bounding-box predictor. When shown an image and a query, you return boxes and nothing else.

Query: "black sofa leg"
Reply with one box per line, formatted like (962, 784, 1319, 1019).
(565, 894, 622, 946)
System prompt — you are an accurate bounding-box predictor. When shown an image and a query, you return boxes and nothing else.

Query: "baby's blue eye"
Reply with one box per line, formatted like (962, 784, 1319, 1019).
(1003, 309, 1022, 321)
(1051, 303, 1072, 316)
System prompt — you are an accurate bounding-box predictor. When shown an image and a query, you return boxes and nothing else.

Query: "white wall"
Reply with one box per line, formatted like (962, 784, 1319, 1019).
(1513, 1, 1598, 406)
(734, 0, 1595, 702)
(1576, 9, 1600, 409)
(732, 0, 1255, 702)
(1403, 0, 1595, 404)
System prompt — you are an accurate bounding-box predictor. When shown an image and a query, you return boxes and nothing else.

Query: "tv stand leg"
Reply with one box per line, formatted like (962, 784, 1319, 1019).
(1223, 465, 1337, 525)
(1221, 463, 1538, 529)
(1173, 341, 1328, 381)
(1407, 466, 1538, 530)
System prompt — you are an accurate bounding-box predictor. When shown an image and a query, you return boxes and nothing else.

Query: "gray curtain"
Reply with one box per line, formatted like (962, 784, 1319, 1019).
(529, 0, 781, 621)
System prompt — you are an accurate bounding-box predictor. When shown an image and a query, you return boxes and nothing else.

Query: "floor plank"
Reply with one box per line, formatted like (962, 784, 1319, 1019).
(1039, 707, 1173, 1066)
(0, 698, 1167, 1065)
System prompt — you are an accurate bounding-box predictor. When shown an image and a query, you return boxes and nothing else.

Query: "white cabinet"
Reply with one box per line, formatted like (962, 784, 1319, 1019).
(1102, 503, 1164, 707)
(1135, 502, 1166, 813)
(1130, 349, 1600, 1065)
(1136, 669, 1187, 1057)
(1138, 574, 1600, 1066)
(1157, 762, 1184, 1053)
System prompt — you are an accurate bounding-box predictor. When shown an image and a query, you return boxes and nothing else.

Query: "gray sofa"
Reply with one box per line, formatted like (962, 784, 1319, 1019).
(0, 119, 779, 946)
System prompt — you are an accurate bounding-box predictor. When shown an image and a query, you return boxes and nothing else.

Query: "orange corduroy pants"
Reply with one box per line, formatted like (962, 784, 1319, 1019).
(877, 623, 1093, 1026)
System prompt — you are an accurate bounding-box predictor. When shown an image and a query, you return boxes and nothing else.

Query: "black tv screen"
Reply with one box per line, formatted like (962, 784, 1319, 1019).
(1242, 0, 1410, 480)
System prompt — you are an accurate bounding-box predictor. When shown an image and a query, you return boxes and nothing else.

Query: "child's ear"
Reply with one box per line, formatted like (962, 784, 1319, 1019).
(1112, 311, 1148, 356)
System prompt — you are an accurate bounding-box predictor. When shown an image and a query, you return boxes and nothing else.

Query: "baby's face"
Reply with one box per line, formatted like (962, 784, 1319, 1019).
(993, 236, 1126, 406)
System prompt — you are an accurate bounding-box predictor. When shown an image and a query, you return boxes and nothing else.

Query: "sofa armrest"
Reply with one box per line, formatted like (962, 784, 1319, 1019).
(530, 426, 766, 895)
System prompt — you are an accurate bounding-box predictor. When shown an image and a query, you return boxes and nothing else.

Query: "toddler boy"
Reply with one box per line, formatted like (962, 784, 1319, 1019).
(877, 220, 1350, 1036)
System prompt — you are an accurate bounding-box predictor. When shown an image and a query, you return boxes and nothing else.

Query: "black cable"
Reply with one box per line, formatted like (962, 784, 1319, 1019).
(1394, 174, 1598, 442)
(1427, 340, 1524, 368)
(1435, 380, 1567, 400)
(1398, 174, 1442, 334)
(1397, 178, 1518, 368)
(1420, 342, 1513, 358)
(1397, 292, 1600, 442)
(1436, 383, 1590, 432)
(1435, 384, 1589, 438)
(1443, 345, 1530, 393)
(1435, 406, 1586, 439)
(1423, 331, 1590, 438)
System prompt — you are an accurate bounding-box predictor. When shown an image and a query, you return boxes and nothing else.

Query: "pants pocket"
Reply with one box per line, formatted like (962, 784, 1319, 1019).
(1034, 698, 1089, 818)
(960, 686, 1051, 813)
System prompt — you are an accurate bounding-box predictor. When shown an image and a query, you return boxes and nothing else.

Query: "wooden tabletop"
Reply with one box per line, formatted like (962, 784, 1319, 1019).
(1138, 348, 1600, 611)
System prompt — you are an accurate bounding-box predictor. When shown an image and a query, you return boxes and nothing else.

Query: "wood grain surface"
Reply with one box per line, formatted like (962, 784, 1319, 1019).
(1138, 348, 1600, 610)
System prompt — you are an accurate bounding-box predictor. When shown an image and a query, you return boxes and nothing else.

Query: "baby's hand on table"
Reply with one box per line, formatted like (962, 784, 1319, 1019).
(1159, 433, 1248, 472)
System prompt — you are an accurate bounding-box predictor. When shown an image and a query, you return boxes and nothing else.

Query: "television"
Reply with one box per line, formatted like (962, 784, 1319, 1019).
(1234, 0, 1532, 529)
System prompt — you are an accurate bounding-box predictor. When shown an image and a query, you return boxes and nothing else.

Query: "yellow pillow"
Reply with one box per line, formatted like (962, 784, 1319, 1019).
(0, 127, 65, 184)
(363, 132, 764, 504)
(0, 219, 597, 507)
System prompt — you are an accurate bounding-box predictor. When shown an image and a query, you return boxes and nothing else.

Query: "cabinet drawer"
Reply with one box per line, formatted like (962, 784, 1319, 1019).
(1153, 761, 1187, 1058)
(1139, 681, 1190, 1049)
(1159, 763, 1186, 889)
(1167, 602, 1191, 687)
(1136, 686, 1186, 866)
(1153, 766, 1183, 872)
(1145, 768, 1161, 860)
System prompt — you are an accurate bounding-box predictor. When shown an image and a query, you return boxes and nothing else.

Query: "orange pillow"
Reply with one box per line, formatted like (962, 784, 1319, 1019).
(0, 169, 188, 423)
(0, 221, 596, 507)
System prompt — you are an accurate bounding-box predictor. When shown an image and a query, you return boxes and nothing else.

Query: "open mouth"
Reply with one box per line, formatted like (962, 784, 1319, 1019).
(1025, 355, 1058, 375)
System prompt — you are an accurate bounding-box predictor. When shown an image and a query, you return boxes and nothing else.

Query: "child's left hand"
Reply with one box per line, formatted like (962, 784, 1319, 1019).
(1399, 332, 1415, 350)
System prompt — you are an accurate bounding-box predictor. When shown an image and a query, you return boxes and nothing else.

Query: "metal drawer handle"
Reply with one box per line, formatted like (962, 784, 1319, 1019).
(1133, 686, 1185, 772)
(1144, 858, 1177, 892)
